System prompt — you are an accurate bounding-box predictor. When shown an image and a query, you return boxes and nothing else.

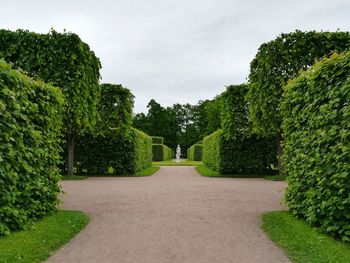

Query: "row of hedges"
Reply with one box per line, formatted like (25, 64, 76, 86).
(203, 130, 276, 174)
(0, 60, 64, 235)
(187, 143, 203, 161)
(75, 128, 152, 175)
(75, 84, 152, 175)
(151, 136, 164, 144)
(152, 141, 174, 161)
(282, 51, 350, 241)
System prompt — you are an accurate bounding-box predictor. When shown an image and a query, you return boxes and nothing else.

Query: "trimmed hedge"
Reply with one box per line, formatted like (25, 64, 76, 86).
(0, 60, 64, 235)
(187, 144, 203, 161)
(152, 144, 174, 161)
(282, 51, 350, 241)
(202, 130, 221, 172)
(0, 29, 101, 176)
(151, 136, 164, 144)
(203, 130, 277, 175)
(76, 128, 152, 175)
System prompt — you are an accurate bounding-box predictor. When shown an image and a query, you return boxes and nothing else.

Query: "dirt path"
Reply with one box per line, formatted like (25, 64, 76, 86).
(46, 166, 289, 263)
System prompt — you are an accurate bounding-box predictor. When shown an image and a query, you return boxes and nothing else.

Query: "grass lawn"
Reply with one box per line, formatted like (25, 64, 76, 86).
(61, 175, 88, 180)
(196, 165, 272, 178)
(136, 166, 160, 176)
(0, 210, 88, 263)
(263, 175, 287, 181)
(153, 159, 203, 166)
(262, 211, 350, 263)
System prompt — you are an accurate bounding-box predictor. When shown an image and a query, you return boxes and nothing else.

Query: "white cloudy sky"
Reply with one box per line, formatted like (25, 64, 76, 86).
(1, 0, 349, 112)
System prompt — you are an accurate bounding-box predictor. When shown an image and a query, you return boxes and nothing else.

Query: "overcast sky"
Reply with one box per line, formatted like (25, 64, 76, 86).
(1, 0, 349, 113)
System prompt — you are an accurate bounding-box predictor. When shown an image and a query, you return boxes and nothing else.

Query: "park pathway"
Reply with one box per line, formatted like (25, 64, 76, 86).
(46, 166, 289, 263)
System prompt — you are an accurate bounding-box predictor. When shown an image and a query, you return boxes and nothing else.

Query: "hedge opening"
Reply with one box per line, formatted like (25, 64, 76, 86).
(187, 143, 203, 161)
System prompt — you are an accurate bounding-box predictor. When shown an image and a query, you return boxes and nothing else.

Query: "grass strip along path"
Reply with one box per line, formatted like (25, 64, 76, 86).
(0, 211, 88, 263)
(262, 211, 350, 263)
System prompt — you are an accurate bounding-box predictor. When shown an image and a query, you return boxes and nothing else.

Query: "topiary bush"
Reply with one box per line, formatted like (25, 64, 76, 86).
(0, 29, 101, 176)
(0, 60, 64, 235)
(187, 144, 203, 161)
(151, 136, 164, 144)
(282, 51, 350, 241)
(134, 129, 153, 172)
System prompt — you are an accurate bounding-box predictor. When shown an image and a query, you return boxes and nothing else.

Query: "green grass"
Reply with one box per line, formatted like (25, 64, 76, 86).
(136, 166, 160, 176)
(153, 160, 203, 166)
(61, 175, 88, 180)
(264, 175, 287, 181)
(262, 211, 350, 263)
(196, 165, 269, 178)
(0, 210, 88, 263)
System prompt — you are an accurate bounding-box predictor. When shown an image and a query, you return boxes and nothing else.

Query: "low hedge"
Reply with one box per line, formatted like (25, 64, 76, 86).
(151, 136, 164, 144)
(187, 144, 203, 161)
(282, 51, 350, 241)
(152, 144, 174, 161)
(75, 128, 152, 175)
(203, 130, 276, 175)
(0, 60, 64, 235)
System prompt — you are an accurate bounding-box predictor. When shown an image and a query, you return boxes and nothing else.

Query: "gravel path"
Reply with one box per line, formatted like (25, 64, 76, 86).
(46, 166, 289, 263)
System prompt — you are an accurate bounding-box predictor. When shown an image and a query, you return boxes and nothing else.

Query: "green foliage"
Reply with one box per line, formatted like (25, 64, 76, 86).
(262, 211, 350, 263)
(202, 129, 276, 175)
(248, 30, 350, 136)
(75, 84, 151, 175)
(76, 128, 152, 175)
(152, 144, 174, 161)
(0, 60, 64, 235)
(187, 143, 203, 161)
(0, 29, 101, 133)
(133, 128, 153, 173)
(0, 210, 88, 263)
(282, 51, 350, 241)
(96, 84, 134, 133)
(202, 130, 222, 172)
(151, 136, 164, 144)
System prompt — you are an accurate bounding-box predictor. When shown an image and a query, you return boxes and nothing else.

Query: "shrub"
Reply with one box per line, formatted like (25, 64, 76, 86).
(0, 60, 64, 235)
(75, 128, 152, 175)
(282, 51, 350, 241)
(0, 29, 101, 175)
(152, 144, 174, 161)
(151, 136, 164, 144)
(203, 130, 276, 175)
(187, 144, 203, 161)
(202, 130, 221, 171)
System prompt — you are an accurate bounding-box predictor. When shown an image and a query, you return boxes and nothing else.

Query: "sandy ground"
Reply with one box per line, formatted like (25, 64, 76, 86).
(46, 166, 289, 263)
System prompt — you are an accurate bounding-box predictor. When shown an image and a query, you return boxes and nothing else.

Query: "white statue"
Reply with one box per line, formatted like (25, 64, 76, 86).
(176, 145, 181, 162)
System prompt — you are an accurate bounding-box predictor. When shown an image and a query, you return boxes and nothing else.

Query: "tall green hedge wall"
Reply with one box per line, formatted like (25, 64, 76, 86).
(151, 136, 164, 144)
(202, 130, 221, 171)
(0, 29, 101, 175)
(202, 130, 276, 175)
(75, 84, 151, 175)
(0, 60, 64, 235)
(152, 144, 174, 161)
(76, 128, 152, 175)
(187, 144, 203, 161)
(282, 51, 350, 241)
